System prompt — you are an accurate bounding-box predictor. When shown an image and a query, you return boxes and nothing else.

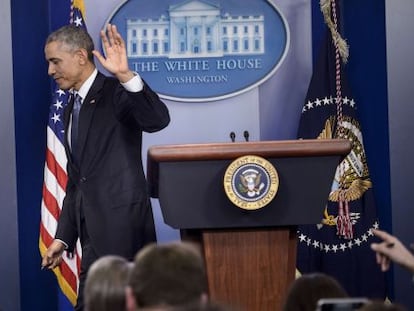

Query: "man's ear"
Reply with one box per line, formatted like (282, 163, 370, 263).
(75, 48, 89, 65)
(125, 286, 138, 311)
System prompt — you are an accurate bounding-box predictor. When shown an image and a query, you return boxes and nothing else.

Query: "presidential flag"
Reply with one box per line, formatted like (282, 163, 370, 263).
(296, 0, 386, 298)
(39, 0, 87, 306)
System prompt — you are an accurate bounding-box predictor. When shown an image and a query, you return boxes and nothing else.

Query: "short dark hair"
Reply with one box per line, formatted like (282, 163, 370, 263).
(84, 255, 132, 311)
(46, 25, 95, 62)
(283, 273, 348, 311)
(129, 241, 208, 308)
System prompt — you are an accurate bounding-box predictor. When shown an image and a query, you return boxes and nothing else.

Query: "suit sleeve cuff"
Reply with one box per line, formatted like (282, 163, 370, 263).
(121, 72, 144, 92)
(54, 238, 69, 249)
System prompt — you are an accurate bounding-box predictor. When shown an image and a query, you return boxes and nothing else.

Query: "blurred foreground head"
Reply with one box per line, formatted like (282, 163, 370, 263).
(84, 255, 132, 311)
(127, 241, 208, 310)
(283, 272, 348, 311)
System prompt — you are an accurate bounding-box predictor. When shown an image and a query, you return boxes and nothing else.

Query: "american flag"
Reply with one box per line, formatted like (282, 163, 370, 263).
(39, 0, 87, 306)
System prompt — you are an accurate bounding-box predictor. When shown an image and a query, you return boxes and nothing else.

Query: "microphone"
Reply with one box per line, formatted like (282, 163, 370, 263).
(230, 131, 236, 142)
(243, 130, 249, 142)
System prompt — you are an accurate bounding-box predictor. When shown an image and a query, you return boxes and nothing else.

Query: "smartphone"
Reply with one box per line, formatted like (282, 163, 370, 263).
(316, 298, 370, 311)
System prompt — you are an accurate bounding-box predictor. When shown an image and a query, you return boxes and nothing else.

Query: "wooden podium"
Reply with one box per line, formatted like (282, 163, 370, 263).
(147, 139, 351, 311)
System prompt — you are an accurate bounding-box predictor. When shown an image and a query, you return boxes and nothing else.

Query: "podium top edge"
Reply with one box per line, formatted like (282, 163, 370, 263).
(147, 139, 352, 163)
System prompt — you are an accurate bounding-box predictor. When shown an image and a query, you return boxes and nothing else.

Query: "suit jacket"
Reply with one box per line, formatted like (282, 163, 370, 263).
(56, 72, 170, 259)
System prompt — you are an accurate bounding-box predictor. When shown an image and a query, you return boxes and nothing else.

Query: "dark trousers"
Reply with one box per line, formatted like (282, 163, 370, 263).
(74, 222, 98, 311)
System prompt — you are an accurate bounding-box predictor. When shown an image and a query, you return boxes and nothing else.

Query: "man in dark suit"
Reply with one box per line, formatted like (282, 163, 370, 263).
(41, 23, 170, 311)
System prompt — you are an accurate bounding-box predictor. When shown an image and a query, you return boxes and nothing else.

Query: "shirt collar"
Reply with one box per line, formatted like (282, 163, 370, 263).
(75, 68, 98, 100)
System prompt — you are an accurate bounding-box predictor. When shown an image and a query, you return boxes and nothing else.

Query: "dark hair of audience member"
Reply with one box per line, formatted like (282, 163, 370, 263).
(84, 255, 132, 311)
(128, 241, 208, 309)
(282, 272, 348, 311)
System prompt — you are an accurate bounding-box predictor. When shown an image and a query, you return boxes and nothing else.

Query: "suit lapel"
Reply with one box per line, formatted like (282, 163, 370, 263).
(76, 73, 105, 165)
(64, 93, 75, 164)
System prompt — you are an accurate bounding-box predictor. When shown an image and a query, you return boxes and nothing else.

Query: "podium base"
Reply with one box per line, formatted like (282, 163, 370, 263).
(181, 227, 297, 311)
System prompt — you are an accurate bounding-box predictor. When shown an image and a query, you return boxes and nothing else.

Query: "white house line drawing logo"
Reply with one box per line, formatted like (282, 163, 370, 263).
(107, 0, 289, 101)
(126, 0, 265, 59)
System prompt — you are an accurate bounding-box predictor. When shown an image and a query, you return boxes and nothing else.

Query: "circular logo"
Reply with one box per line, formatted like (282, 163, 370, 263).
(106, 0, 289, 102)
(223, 155, 279, 210)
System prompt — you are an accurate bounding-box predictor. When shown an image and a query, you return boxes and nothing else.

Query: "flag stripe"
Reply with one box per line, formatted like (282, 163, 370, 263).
(39, 221, 54, 246)
(42, 185, 60, 221)
(44, 165, 66, 210)
(46, 126, 67, 170)
(45, 130, 67, 188)
(59, 255, 79, 293)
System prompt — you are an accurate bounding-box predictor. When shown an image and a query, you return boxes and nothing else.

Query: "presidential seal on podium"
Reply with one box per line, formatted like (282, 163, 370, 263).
(223, 155, 279, 210)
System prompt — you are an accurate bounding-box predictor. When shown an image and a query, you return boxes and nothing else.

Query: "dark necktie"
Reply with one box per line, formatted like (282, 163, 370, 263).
(71, 93, 82, 164)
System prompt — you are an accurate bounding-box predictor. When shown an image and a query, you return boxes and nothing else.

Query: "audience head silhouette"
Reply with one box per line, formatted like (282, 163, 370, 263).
(283, 272, 348, 311)
(126, 241, 208, 310)
(84, 255, 132, 311)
